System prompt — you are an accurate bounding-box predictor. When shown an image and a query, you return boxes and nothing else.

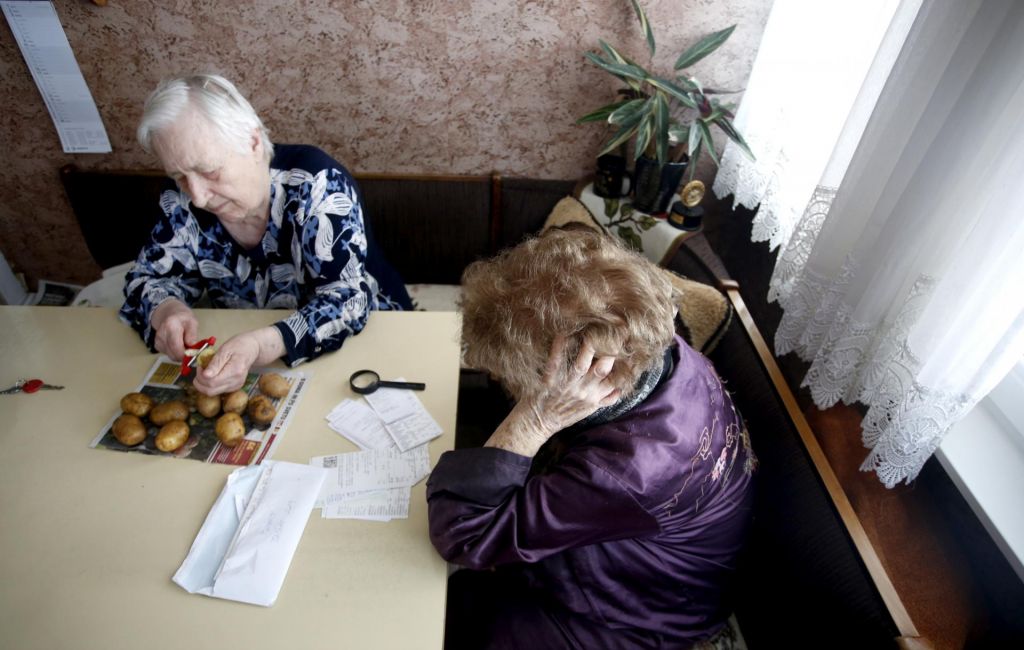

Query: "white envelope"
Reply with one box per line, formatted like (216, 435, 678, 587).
(173, 461, 327, 607)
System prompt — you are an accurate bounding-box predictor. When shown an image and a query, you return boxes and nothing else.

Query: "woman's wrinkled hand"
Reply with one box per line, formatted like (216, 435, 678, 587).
(485, 336, 621, 457)
(192, 327, 285, 395)
(152, 299, 199, 361)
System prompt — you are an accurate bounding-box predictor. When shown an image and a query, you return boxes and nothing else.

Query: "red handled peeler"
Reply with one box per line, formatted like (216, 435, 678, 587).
(180, 336, 217, 377)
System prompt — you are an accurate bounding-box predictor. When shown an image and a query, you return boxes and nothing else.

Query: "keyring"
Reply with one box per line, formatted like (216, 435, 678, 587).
(349, 370, 426, 395)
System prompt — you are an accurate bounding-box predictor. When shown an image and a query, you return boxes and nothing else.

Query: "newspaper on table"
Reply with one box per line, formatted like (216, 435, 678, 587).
(90, 356, 309, 466)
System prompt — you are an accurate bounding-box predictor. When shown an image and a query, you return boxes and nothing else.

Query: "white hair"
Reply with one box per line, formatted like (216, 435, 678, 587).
(137, 74, 273, 161)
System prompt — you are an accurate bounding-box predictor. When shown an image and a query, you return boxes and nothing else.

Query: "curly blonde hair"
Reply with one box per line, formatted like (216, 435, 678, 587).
(459, 227, 677, 400)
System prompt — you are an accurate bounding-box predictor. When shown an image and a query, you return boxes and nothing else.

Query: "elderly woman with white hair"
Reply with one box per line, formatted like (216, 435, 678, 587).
(119, 74, 410, 395)
(427, 227, 757, 649)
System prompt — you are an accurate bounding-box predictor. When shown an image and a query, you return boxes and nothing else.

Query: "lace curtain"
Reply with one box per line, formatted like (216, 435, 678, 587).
(719, 0, 1024, 487)
(712, 0, 913, 250)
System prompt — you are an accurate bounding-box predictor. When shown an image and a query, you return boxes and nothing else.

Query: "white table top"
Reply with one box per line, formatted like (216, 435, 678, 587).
(0, 306, 461, 650)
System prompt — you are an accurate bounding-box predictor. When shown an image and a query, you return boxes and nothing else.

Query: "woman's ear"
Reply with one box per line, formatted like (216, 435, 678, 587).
(249, 128, 263, 159)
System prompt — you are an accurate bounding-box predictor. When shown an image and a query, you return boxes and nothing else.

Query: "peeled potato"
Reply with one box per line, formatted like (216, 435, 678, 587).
(196, 393, 221, 418)
(196, 347, 216, 368)
(247, 394, 277, 425)
(119, 392, 153, 418)
(112, 414, 147, 446)
(149, 400, 189, 426)
(222, 390, 249, 415)
(258, 373, 290, 398)
(215, 412, 245, 447)
(155, 420, 189, 452)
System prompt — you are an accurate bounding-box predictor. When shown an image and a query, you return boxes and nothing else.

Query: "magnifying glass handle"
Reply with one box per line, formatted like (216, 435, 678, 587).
(376, 380, 426, 391)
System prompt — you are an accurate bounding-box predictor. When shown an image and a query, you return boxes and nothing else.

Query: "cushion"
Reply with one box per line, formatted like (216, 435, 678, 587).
(540, 197, 732, 354)
(406, 283, 461, 312)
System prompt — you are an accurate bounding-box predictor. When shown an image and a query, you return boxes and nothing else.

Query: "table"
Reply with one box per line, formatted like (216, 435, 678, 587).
(574, 181, 702, 266)
(0, 306, 461, 650)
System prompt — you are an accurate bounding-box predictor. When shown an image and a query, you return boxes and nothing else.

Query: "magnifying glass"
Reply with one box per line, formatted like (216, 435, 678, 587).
(349, 370, 426, 395)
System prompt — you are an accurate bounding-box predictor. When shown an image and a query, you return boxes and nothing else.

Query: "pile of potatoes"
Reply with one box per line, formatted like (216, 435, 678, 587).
(110, 372, 290, 452)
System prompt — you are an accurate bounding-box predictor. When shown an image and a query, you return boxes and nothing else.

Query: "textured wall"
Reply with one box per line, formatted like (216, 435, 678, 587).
(0, 0, 770, 285)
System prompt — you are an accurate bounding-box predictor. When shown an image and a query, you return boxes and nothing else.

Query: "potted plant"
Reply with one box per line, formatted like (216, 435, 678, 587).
(577, 0, 755, 214)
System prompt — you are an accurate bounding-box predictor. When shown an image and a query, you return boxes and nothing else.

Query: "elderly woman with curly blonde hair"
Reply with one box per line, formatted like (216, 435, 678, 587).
(427, 227, 757, 649)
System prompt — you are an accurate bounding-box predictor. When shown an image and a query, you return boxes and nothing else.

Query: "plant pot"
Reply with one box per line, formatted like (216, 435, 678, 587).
(632, 155, 689, 215)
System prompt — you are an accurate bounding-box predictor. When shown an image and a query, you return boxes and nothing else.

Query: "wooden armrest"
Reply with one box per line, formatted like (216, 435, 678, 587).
(724, 286, 922, 642)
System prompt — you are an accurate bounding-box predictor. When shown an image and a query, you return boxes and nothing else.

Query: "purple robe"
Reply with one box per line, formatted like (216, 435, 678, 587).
(427, 337, 757, 648)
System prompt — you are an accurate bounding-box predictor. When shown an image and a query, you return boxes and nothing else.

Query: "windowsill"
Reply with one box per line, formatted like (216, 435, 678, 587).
(936, 398, 1024, 584)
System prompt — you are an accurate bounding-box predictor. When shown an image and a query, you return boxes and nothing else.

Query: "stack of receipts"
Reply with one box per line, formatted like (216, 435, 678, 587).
(315, 382, 441, 521)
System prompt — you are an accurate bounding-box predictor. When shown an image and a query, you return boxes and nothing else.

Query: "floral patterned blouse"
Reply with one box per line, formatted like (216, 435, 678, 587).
(119, 144, 410, 366)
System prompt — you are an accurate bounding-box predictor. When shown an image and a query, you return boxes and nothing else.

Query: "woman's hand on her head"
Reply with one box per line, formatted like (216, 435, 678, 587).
(152, 299, 199, 361)
(192, 327, 285, 395)
(485, 336, 621, 457)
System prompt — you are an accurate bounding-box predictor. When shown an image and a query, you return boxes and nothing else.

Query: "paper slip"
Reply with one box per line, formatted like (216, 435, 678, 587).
(385, 409, 443, 452)
(322, 488, 411, 521)
(325, 399, 397, 451)
(311, 445, 430, 507)
(363, 381, 422, 423)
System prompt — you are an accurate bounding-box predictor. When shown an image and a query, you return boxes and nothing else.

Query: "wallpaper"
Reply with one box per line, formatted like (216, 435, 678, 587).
(0, 0, 770, 285)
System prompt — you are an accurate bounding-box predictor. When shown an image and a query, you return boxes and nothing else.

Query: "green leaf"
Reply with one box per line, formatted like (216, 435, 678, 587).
(688, 119, 702, 158)
(604, 198, 620, 218)
(599, 41, 643, 92)
(630, 0, 656, 57)
(584, 52, 647, 83)
(608, 98, 648, 125)
(620, 204, 635, 220)
(654, 93, 670, 165)
(687, 141, 702, 180)
(701, 85, 743, 95)
(617, 226, 644, 252)
(714, 116, 756, 160)
(668, 123, 690, 146)
(698, 120, 719, 166)
(645, 76, 698, 109)
(634, 111, 654, 161)
(639, 215, 659, 231)
(576, 100, 631, 124)
(599, 123, 641, 158)
(674, 25, 736, 70)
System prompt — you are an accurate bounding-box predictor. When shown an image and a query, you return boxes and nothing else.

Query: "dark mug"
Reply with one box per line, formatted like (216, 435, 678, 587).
(593, 155, 633, 198)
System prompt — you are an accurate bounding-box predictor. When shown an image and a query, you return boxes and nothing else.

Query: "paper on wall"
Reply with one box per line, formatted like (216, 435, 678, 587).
(1, 1, 112, 153)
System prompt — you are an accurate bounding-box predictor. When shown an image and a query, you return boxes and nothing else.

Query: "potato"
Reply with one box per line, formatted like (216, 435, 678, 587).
(149, 400, 190, 426)
(258, 373, 290, 399)
(222, 390, 249, 415)
(112, 414, 147, 446)
(215, 412, 246, 447)
(196, 347, 216, 368)
(155, 420, 189, 452)
(196, 393, 221, 418)
(119, 392, 153, 418)
(247, 394, 277, 425)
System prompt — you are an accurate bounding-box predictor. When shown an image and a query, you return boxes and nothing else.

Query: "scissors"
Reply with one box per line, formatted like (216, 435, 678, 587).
(349, 369, 425, 395)
(180, 336, 217, 377)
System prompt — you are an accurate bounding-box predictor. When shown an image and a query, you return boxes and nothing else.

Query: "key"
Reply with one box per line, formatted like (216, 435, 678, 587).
(22, 379, 64, 393)
(0, 379, 64, 394)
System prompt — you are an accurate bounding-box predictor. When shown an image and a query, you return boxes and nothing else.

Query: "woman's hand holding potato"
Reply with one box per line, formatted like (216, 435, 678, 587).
(193, 327, 286, 396)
